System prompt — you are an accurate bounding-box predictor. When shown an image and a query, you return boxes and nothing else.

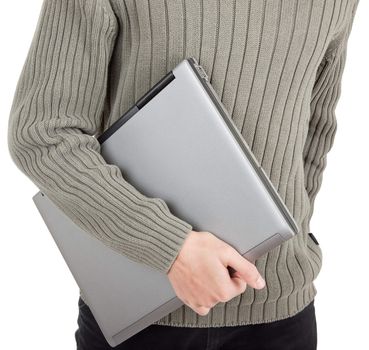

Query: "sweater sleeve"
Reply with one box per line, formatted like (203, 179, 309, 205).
(302, 1, 359, 222)
(7, 0, 193, 274)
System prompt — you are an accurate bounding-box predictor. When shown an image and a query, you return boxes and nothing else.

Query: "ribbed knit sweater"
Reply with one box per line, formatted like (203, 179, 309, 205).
(8, 0, 359, 327)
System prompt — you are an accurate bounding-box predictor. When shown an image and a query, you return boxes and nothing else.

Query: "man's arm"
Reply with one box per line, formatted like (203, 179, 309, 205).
(302, 1, 359, 223)
(7, 0, 193, 274)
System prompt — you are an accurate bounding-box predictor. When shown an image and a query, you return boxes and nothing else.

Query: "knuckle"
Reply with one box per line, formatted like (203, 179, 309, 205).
(251, 265, 260, 276)
(223, 244, 235, 256)
(203, 231, 214, 240)
(200, 307, 210, 316)
(243, 261, 254, 272)
(204, 301, 216, 309)
(195, 306, 209, 316)
(217, 290, 230, 302)
(246, 266, 258, 281)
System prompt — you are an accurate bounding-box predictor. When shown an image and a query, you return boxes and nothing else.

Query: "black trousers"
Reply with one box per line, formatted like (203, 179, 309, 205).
(75, 297, 317, 350)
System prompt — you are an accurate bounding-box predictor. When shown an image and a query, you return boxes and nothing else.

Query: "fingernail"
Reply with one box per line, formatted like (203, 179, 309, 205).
(256, 276, 266, 289)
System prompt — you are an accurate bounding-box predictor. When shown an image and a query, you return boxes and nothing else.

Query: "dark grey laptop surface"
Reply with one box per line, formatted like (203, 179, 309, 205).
(32, 57, 299, 347)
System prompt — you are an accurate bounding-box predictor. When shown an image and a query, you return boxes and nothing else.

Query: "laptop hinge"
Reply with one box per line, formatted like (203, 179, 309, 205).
(136, 71, 175, 109)
(97, 70, 175, 144)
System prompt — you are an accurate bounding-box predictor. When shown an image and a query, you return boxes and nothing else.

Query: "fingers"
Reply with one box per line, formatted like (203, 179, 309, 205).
(215, 275, 247, 303)
(187, 275, 247, 315)
(230, 276, 247, 294)
(186, 301, 211, 316)
(194, 306, 211, 316)
(223, 247, 265, 289)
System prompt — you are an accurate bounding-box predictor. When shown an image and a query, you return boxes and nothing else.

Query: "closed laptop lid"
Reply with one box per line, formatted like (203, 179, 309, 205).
(32, 57, 299, 347)
(98, 58, 298, 252)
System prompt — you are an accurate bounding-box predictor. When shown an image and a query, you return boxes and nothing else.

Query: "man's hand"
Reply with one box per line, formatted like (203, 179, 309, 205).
(167, 230, 266, 316)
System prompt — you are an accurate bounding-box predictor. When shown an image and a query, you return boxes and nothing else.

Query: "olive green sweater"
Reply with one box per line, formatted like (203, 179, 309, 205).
(7, 0, 359, 327)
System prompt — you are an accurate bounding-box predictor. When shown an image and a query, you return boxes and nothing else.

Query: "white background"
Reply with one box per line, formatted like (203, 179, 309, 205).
(0, 1, 368, 349)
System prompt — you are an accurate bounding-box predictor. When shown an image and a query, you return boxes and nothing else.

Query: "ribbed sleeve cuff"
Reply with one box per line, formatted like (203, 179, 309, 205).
(117, 194, 194, 274)
(138, 208, 193, 274)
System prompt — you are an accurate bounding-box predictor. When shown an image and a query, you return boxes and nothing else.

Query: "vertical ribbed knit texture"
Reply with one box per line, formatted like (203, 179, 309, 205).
(7, 0, 359, 327)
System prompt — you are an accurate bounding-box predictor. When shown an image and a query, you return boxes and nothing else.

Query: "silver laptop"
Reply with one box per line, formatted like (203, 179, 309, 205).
(32, 57, 299, 347)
